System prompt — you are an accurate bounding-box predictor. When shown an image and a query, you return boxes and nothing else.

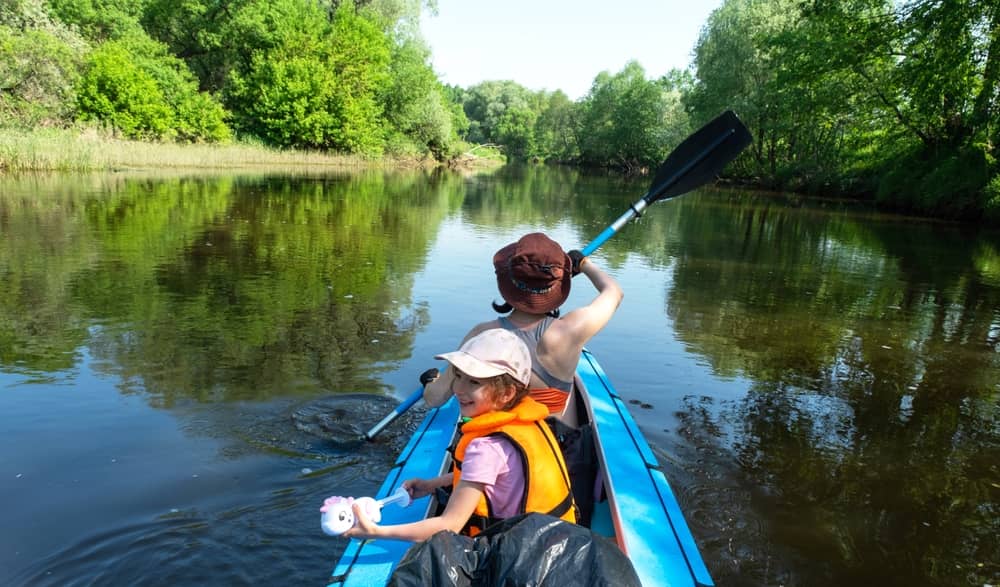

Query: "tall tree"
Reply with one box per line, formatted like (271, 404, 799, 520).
(533, 90, 580, 163)
(461, 81, 539, 159)
(690, 0, 998, 219)
(224, 0, 390, 152)
(578, 61, 680, 171)
(0, 0, 87, 128)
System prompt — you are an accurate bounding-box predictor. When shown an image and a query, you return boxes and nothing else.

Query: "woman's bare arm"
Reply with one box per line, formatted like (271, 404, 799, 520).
(540, 260, 623, 377)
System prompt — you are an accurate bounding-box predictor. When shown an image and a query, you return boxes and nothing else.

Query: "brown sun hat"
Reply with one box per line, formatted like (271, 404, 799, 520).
(493, 233, 572, 314)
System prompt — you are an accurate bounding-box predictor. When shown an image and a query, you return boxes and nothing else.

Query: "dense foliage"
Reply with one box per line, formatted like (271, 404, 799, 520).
(1, 0, 997, 221)
(1, 0, 462, 156)
(689, 0, 999, 221)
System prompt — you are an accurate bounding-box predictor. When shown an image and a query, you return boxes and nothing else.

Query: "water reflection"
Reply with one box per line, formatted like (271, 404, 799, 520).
(663, 191, 1000, 586)
(1, 171, 457, 399)
(0, 171, 997, 586)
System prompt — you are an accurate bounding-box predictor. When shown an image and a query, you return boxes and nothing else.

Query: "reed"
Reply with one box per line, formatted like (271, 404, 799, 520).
(0, 128, 386, 172)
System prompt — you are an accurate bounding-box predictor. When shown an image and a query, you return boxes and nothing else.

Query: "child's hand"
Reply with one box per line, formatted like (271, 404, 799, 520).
(342, 502, 379, 540)
(403, 478, 435, 499)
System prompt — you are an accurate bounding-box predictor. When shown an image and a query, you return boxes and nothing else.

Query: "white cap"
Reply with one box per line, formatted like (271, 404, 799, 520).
(435, 329, 531, 386)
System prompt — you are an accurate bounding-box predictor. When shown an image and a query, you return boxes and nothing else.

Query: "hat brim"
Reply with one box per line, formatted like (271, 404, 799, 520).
(491, 237, 573, 315)
(495, 267, 571, 314)
(435, 350, 508, 379)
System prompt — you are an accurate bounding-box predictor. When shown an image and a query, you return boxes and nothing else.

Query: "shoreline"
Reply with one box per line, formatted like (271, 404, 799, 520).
(0, 128, 503, 174)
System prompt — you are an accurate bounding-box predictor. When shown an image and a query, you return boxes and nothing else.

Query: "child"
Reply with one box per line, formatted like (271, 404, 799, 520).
(343, 328, 576, 541)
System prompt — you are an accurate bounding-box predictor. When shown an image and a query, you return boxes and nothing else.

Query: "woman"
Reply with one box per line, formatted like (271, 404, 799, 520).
(423, 232, 623, 426)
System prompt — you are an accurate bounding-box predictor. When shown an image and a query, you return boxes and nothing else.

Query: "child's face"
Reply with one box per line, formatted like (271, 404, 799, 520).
(450, 368, 506, 418)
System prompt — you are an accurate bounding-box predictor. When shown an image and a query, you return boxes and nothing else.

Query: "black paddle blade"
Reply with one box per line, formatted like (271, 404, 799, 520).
(645, 110, 752, 204)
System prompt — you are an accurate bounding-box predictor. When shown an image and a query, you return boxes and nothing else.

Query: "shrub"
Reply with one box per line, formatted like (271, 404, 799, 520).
(75, 37, 231, 142)
(0, 25, 84, 128)
(76, 41, 175, 139)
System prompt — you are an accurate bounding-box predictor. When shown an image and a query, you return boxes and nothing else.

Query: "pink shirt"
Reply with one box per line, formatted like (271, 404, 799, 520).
(459, 435, 525, 519)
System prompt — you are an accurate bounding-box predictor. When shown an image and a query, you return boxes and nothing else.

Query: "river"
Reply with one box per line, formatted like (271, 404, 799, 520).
(1, 166, 997, 586)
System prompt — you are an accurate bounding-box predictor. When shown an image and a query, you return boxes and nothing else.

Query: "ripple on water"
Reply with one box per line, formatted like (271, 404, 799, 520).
(662, 400, 796, 587)
(20, 517, 339, 586)
(3, 393, 437, 587)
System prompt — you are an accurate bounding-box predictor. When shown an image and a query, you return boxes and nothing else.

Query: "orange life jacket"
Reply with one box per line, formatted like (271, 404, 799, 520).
(452, 396, 576, 534)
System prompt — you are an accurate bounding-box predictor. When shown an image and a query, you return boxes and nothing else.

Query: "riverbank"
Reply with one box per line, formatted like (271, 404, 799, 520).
(0, 128, 503, 173)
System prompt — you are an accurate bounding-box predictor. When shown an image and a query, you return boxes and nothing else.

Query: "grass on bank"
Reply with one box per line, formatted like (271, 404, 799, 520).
(0, 127, 461, 173)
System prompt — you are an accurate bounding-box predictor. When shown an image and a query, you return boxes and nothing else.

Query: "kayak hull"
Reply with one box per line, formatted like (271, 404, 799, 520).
(328, 349, 713, 587)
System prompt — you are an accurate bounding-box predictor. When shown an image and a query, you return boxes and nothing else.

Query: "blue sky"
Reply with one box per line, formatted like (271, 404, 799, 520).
(419, 0, 725, 100)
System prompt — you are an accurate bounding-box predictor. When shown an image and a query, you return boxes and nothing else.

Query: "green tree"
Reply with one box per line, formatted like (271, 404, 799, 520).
(691, 0, 1000, 221)
(0, 25, 83, 128)
(76, 41, 175, 139)
(578, 61, 679, 171)
(0, 0, 87, 128)
(141, 0, 455, 156)
(461, 80, 539, 160)
(224, 1, 390, 153)
(689, 0, 803, 179)
(47, 0, 148, 41)
(122, 34, 230, 142)
(75, 36, 230, 142)
(380, 38, 461, 159)
(533, 90, 580, 163)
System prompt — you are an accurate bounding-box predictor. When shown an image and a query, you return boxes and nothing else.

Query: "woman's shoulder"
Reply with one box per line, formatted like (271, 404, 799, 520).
(465, 319, 503, 339)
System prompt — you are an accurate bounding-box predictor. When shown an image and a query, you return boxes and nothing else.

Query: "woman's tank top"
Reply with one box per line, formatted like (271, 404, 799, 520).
(496, 316, 573, 393)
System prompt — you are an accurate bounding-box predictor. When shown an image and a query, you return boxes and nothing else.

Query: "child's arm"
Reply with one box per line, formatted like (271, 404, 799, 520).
(342, 480, 484, 542)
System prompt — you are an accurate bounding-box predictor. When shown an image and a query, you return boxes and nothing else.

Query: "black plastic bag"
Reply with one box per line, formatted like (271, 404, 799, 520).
(387, 513, 641, 587)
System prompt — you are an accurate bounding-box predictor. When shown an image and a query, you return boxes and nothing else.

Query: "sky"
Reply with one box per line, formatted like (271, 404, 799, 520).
(419, 0, 725, 101)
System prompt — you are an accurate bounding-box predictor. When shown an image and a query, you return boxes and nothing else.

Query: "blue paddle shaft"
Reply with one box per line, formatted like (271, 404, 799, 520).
(364, 386, 424, 440)
(581, 199, 650, 256)
(581, 122, 740, 258)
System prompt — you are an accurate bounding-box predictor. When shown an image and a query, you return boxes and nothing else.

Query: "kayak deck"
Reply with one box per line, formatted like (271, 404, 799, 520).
(328, 349, 713, 587)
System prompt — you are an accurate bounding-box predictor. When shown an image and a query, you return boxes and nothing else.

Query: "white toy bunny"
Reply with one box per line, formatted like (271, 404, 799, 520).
(320, 486, 411, 536)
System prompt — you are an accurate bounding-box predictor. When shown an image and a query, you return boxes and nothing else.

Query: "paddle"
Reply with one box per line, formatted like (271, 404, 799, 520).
(363, 385, 425, 440)
(581, 109, 751, 256)
(364, 110, 751, 440)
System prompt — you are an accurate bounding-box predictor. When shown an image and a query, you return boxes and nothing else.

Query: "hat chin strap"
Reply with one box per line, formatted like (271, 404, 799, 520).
(511, 276, 554, 295)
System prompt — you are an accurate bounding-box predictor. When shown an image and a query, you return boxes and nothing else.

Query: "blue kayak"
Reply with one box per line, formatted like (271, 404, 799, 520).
(327, 349, 714, 587)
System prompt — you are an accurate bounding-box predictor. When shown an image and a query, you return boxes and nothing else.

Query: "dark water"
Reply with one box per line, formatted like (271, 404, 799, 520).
(0, 167, 997, 587)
